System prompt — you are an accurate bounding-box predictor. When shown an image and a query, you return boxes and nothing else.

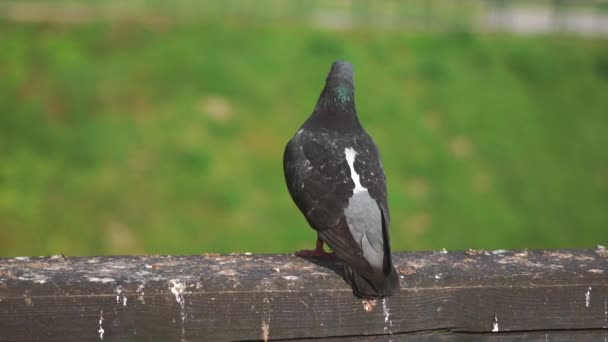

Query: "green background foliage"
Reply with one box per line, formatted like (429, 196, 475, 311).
(1, 1, 607, 256)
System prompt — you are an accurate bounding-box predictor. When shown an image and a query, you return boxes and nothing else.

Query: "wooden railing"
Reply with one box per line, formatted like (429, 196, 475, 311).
(1, 248, 607, 341)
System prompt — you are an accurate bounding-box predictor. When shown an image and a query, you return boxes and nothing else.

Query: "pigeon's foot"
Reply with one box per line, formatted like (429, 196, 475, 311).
(294, 238, 336, 258)
(295, 249, 336, 258)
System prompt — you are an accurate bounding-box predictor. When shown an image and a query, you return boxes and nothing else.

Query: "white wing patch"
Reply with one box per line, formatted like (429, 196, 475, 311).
(345, 147, 367, 193)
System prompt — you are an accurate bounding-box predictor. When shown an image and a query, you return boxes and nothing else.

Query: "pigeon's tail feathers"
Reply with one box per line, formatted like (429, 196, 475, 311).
(344, 263, 400, 298)
(345, 203, 400, 298)
(318, 213, 400, 298)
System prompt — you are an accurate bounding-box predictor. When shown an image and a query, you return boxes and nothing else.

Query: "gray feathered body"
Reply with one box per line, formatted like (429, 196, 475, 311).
(283, 61, 399, 298)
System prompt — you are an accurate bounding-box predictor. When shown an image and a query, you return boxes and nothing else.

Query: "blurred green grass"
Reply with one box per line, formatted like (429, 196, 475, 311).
(1, 16, 607, 256)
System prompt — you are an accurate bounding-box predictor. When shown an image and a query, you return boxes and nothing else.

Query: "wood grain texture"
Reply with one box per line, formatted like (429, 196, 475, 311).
(1, 248, 607, 341)
(297, 331, 608, 341)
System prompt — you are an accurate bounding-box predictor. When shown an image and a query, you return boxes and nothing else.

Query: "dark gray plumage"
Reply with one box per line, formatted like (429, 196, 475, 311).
(283, 61, 399, 298)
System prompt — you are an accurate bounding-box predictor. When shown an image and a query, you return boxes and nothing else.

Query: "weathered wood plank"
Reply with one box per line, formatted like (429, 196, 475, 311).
(1, 248, 607, 341)
(298, 330, 608, 341)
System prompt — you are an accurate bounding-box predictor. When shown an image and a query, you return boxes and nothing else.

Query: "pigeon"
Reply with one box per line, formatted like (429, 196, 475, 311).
(283, 61, 400, 298)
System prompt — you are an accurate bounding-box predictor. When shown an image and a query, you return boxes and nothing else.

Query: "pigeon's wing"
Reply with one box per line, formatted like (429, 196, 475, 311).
(283, 132, 353, 230)
(352, 133, 394, 272)
(354, 133, 390, 225)
(320, 132, 393, 278)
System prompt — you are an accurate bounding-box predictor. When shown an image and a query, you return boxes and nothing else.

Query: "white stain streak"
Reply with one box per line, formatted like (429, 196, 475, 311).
(169, 279, 188, 341)
(98, 309, 104, 340)
(344, 147, 367, 193)
(492, 315, 499, 332)
(491, 249, 508, 255)
(382, 298, 393, 339)
(123, 296, 127, 307)
(170, 280, 186, 304)
(261, 297, 271, 342)
(604, 298, 607, 329)
(281, 275, 299, 281)
(382, 298, 390, 323)
(86, 277, 116, 284)
(136, 284, 145, 304)
(261, 320, 270, 342)
(115, 286, 123, 304)
(585, 287, 592, 308)
(18, 274, 48, 284)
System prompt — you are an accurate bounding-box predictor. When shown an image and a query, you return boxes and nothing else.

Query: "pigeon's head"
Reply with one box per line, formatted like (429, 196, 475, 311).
(326, 61, 354, 88)
(322, 61, 355, 107)
(327, 61, 354, 84)
(308, 61, 361, 130)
